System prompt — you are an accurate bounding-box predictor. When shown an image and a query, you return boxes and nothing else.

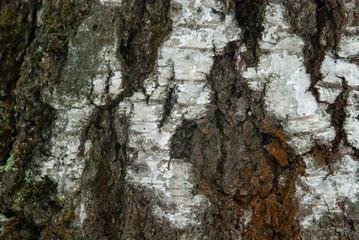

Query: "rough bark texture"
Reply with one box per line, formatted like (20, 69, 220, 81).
(1, 0, 359, 239)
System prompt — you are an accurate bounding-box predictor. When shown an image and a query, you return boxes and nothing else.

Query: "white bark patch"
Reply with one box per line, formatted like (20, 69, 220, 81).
(297, 1, 359, 233)
(99, 0, 122, 5)
(297, 151, 359, 230)
(243, 3, 335, 154)
(79, 202, 87, 224)
(41, 105, 94, 194)
(345, 90, 359, 149)
(117, 0, 240, 231)
(92, 45, 123, 106)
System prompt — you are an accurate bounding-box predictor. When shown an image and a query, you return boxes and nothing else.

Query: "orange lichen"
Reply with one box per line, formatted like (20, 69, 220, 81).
(275, 129, 289, 141)
(269, 141, 288, 167)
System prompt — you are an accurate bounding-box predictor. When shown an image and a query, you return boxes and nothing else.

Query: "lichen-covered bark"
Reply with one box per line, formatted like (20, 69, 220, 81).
(1, 0, 359, 239)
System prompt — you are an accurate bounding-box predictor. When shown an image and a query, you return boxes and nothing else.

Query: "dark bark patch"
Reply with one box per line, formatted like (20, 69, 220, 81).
(117, 0, 172, 97)
(327, 76, 350, 149)
(0, 0, 38, 165)
(159, 85, 176, 129)
(234, 0, 266, 67)
(170, 42, 304, 239)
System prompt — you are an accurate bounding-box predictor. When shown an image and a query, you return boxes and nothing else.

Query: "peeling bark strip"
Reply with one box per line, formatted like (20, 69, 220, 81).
(1, 0, 359, 239)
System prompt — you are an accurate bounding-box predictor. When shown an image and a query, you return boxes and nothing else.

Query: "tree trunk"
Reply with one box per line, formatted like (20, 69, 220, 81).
(1, 0, 359, 239)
